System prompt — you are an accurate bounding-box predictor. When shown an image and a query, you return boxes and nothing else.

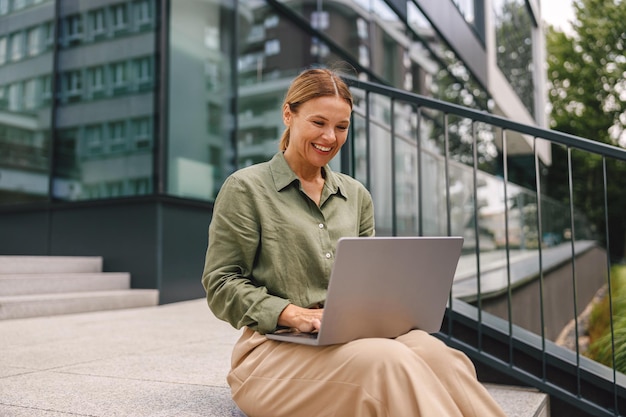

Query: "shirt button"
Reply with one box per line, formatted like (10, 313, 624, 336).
(319, 223, 324, 229)
(325, 253, 331, 259)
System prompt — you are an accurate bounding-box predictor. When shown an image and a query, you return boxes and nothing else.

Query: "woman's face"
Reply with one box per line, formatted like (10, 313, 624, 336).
(283, 95, 351, 171)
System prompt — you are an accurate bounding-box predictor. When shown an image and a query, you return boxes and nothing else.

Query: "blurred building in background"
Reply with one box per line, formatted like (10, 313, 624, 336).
(0, 0, 547, 303)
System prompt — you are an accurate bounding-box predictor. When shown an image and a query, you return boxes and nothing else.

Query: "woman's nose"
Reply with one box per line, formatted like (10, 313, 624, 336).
(323, 126, 336, 141)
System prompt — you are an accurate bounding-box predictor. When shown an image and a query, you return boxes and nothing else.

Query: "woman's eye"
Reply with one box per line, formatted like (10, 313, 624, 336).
(337, 126, 348, 131)
(313, 121, 324, 126)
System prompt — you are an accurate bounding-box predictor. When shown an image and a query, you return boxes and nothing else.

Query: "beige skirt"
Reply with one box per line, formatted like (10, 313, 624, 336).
(226, 327, 506, 417)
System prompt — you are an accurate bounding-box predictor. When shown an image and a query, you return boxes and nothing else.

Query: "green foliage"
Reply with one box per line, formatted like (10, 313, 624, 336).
(586, 265, 626, 371)
(545, 0, 626, 260)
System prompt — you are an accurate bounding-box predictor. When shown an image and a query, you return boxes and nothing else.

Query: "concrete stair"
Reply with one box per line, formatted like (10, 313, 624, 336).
(0, 256, 159, 320)
(486, 384, 550, 417)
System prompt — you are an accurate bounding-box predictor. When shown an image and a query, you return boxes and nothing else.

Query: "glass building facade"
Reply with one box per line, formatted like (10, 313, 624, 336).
(0, 0, 546, 303)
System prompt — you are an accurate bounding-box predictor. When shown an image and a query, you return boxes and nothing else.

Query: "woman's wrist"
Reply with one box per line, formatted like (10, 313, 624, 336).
(277, 304, 322, 332)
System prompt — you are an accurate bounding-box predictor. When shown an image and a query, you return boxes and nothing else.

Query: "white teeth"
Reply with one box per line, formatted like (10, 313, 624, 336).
(313, 144, 331, 152)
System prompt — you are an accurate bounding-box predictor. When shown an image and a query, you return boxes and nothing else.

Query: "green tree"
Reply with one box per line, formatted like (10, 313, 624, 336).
(545, 0, 626, 260)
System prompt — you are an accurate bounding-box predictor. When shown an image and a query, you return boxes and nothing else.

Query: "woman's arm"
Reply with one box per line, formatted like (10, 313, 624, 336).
(202, 176, 290, 334)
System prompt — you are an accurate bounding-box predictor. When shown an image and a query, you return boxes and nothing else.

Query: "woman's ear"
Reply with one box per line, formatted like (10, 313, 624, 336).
(282, 104, 291, 126)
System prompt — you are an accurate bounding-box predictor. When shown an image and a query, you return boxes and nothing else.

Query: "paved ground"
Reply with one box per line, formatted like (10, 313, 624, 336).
(0, 299, 548, 416)
(0, 299, 243, 416)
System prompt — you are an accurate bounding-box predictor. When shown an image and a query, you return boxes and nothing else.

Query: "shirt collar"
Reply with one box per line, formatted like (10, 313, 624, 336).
(269, 152, 346, 198)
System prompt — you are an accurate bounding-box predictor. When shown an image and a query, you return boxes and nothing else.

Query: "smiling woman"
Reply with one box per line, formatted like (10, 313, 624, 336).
(201, 67, 507, 417)
(282, 95, 351, 205)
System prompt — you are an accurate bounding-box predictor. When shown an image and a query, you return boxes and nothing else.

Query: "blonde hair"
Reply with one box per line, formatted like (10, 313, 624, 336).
(279, 68, 353, 151)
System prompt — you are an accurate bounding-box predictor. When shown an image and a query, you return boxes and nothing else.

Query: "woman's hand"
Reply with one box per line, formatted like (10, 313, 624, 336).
(277, 304, 323, 333)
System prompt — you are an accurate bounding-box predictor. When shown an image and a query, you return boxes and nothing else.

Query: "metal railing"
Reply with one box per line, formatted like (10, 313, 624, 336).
(342, 76, 626, 416)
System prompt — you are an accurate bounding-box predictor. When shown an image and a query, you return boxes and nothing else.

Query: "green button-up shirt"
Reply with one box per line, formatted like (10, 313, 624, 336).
(202, 152, 375, 334)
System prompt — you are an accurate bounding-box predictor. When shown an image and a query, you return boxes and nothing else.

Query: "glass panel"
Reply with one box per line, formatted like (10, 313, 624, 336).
(52, 0, 157, 201)
(407, 2, 490, 111)
(0, 0, 9, 15)
(0, 1, 55, 205)
(452, 0, 475, 24)
(0, 36, 6, 64)
(368, 93, 393, 235)
(167, 0, 235, 200)
(492, 0, 535, 116)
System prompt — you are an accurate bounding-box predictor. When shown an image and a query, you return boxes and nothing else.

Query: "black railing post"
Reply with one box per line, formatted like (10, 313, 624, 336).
(533, 137, 548, 381)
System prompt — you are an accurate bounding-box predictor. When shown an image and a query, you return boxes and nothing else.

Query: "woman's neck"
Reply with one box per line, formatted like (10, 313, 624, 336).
(283, 151, 324, 182)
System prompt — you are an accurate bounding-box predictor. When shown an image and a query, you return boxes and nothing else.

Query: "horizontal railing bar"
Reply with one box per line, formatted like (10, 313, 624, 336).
(344, 76, 626, 161)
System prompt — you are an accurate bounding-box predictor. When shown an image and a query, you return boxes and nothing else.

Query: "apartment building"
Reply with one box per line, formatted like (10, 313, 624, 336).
(0, 0, 546, 302)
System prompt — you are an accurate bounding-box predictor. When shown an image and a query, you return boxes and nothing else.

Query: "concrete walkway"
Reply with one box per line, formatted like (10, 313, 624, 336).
(0, 299, 243, 416)
(0, 299, 548, 416)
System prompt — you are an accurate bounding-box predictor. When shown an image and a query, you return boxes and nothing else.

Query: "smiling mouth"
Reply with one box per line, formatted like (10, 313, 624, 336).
(312, 143, 332, 152)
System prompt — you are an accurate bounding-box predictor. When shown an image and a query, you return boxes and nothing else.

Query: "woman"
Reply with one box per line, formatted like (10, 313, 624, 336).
(202, 68, 506, 417)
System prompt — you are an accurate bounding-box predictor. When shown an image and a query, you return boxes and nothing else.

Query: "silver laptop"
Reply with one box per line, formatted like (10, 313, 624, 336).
(266, 236, 464, 346)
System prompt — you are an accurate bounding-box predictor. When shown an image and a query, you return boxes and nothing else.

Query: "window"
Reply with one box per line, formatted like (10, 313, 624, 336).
(133, 117, 151, 149)
(204, 60, 219, 89)
(24, 79, 38, 110)
(13, 0, 26, 10)
(264, 39, 280, 56)
(135, 0, 151, 26)
(66, 14, 83, 45)
(0, 0, 9, 15)
(89, 66, 105, 95)
(134, 57, 151, 86)
(105, 181, 124, 197)
(0, 85, 6, 109)
(311, 11, 329, 30)
(27, 26, 41, 56)
(85, 125, 103, 155)
(264, 14, 279, 28)
(129, 178, 150, 195)
(0, 37, 6, 65)
(90, 9, 106, 37)
(111, 4, 128, 31)
(41, 75, 52, 104)
(108, 121, 126, 152)
(311, 38, 329, 58)
(85, 184, 101, 199)
(64, 70, 82, 100)
(111, 62, 127, 90)
(205, 26, 220, 50)
(359, 44, 370, 67)
(357, 18, 368, 40)
(43, 22, 54, 50)
(493, 0, 535, 115)
(8, 83, 22, 111)
(452, 0, 475, 25)
(10, 32, 24, 61)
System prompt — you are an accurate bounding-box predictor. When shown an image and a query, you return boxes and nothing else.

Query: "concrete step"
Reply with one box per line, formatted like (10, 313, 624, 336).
(0, 290, 159, 320)
(0, 255, 103, 274)
(485, 384, 550, 417)
(0, 272, 131, 296)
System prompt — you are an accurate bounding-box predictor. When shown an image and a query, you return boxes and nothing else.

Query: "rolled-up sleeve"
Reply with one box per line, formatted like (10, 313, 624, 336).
(201, 176, 290, 334)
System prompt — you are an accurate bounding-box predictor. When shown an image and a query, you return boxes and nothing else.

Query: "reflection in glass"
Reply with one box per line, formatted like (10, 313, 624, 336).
(407, 2, 490, 111)
(0, 0, 55, 205)
(492, 0, 534, 116)
(167, 0, 235, 200)
(53, 0, 157, 201)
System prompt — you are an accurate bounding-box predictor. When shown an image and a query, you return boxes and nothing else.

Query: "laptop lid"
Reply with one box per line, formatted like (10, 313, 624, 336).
(266, 236, 464, 346)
